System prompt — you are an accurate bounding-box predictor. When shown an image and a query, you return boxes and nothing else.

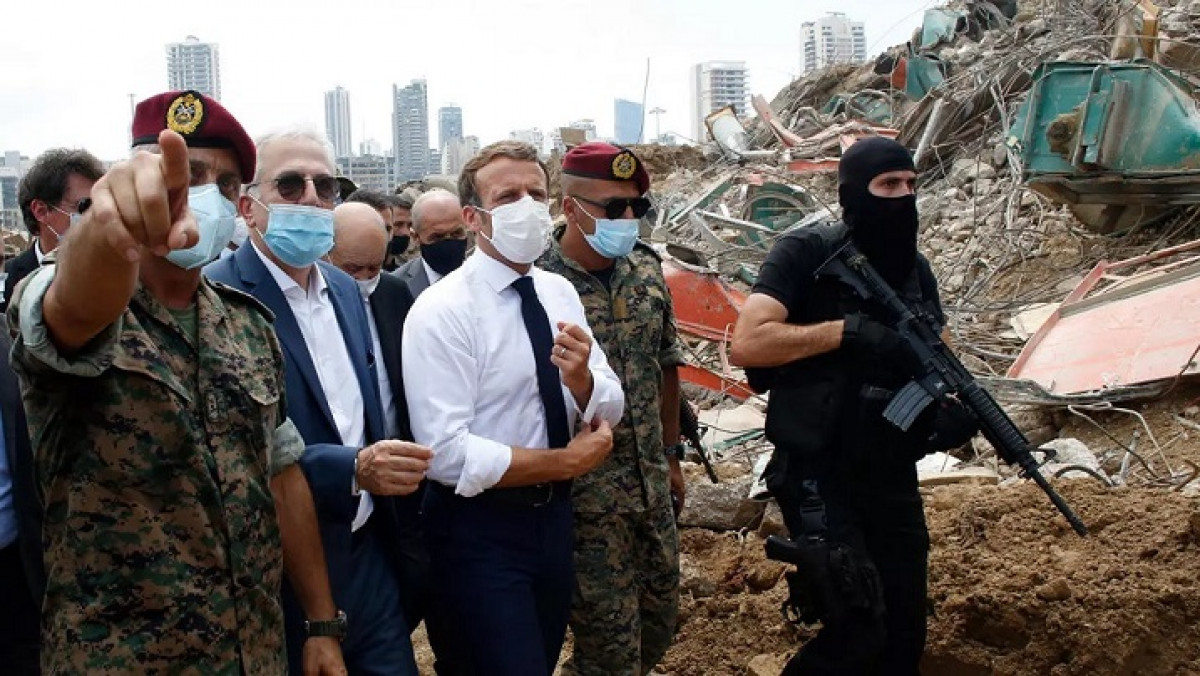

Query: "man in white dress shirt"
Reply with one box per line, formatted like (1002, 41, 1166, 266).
(403, 140, 624, 676)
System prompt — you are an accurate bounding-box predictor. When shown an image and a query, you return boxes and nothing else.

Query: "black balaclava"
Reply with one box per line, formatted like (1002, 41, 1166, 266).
(838, 136, 920, 287)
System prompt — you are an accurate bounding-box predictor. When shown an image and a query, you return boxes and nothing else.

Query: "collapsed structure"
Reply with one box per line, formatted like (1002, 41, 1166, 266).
(631, 1, 1200, 673)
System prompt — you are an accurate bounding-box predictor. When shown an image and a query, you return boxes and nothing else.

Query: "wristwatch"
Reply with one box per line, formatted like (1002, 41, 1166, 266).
(666, 443, 688, 461)
(305, 610, 348, 640)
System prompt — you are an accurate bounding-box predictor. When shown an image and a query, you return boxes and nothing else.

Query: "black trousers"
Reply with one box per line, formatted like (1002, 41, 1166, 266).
(0, 542, 40, 675)
(778, 456, 930, 676)
(422, 484, 575, 676)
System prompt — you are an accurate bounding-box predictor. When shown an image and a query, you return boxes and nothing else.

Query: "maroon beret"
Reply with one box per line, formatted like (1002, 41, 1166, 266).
(562, 142, 649, 195)
(131, 90, 255, 182)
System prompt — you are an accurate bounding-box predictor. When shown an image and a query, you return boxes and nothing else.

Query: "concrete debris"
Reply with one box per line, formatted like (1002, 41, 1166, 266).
(626, 0, 1200, 529)
(1039, 437, 1106, 480)
(676, 473, 766, 531)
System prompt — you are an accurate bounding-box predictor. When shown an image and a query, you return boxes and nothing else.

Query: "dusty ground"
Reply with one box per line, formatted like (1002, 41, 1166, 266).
(413, 386, 1200, 675)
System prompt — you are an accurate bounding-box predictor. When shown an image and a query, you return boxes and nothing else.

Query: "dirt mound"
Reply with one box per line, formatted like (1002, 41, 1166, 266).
(925, 481, 1200, 675)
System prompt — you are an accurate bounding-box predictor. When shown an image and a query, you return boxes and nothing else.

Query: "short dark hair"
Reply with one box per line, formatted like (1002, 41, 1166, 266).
(18, 148, 105, 236)
(345, 188, 392, 213)
(457, 140, 548, 207)
(387, 193, 413, 210)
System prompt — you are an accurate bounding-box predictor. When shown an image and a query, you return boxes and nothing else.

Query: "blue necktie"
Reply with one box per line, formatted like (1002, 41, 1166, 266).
(511, 276, 571, 449)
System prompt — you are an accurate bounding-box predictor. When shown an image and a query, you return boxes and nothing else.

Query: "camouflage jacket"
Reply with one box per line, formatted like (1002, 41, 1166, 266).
(9, 266, 297, 674)
(539, 232, 685, 513)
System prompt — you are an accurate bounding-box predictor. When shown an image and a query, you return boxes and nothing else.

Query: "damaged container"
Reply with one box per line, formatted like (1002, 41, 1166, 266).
(1008, 59, 1200, 232)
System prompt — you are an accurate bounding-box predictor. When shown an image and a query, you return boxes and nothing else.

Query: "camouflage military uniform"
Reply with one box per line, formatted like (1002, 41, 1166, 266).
(9, 265, 301, 674)
(539, 231, 685, 676)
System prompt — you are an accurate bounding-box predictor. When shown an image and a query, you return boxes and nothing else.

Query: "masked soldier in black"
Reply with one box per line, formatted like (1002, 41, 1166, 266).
(731, 137, 975, 675)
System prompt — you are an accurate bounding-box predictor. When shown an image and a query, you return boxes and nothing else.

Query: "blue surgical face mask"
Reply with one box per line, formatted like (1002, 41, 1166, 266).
(166, 185, 237, 270)
(253, 199, 335, 268)
(571, 197, 639, 259)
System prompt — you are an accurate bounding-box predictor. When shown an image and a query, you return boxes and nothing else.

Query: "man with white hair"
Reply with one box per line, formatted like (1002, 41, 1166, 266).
(205, 127, 429, 674)
(394, 188, 468, 299)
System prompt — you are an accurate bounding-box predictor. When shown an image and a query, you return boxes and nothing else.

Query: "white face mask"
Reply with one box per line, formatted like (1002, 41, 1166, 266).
(355, 274, 380, 299)
(476, 195, 551, 264)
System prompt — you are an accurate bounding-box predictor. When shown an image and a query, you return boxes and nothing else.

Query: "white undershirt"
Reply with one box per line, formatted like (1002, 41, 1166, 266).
(251, 241, 373, 529)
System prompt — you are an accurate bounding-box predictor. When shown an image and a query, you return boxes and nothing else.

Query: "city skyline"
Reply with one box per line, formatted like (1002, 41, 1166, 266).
(2, 0, 928, 163)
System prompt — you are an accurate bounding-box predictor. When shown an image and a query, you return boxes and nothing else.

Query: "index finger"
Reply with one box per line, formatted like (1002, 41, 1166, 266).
(556, 322, 591, 343)
(159, 130, 199, 251)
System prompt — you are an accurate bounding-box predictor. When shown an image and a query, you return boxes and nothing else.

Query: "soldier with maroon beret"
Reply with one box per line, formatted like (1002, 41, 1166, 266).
(540, 142, 686, 675)
(9, 91, 345, 674)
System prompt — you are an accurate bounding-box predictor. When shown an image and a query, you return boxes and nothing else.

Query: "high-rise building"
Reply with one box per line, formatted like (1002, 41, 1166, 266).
(337, 154, 395, 195)
(614, 99, 644, 145)
(442, 135, 480, 176)
(360, 138, 383, 157)
(166, 36, 221, 100)
(324, 86, 353, 159)
(0, 167, 21, 232)
(691, 61, 750, 143)
(438, 105, 463, 154)
(800, 12, 867, 75)
(392, 80, 431, 181)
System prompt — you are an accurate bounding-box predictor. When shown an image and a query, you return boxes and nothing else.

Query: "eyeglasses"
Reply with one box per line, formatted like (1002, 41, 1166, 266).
(250, 172, 340, 203)
(570, 195, 652, 220)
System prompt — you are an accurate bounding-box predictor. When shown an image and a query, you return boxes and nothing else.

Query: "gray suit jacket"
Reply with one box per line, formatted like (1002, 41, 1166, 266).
(393, 256, 430, 299)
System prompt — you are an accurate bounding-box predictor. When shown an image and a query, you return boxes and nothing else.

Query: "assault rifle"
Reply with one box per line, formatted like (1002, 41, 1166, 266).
(818, 241, 1088, 536)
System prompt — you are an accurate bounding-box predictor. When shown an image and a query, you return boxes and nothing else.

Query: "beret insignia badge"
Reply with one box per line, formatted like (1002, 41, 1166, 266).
(166, 92, 204, 136)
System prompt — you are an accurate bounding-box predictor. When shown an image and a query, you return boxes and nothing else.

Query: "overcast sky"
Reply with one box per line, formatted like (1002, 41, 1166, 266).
(2, 0, 937, 162)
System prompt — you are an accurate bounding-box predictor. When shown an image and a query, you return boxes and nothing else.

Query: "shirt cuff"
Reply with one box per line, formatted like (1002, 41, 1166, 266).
(456, 437, 512, 497)
(17, 266, 122, 378)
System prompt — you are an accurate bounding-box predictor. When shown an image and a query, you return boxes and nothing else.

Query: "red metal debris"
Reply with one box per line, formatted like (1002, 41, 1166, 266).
(662, 256, 754, 401)
(1007, 238, 1200, 395)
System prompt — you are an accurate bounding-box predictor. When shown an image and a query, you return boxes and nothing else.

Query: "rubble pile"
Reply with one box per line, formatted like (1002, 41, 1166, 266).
(634, 0, 1200, 673)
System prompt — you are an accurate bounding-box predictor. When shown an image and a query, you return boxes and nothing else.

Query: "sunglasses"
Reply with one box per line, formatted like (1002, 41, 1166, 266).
(251, 172, 341, 203)
(571, 195, 652, 220)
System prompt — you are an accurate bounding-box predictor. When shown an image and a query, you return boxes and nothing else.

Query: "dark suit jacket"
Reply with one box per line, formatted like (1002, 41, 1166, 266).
(0, 328, 41, 603)
(393, 256, 430, 300)
(1, 248, 39, 315)
(205, 245, 408, 659)
(369, 274, 414, 442)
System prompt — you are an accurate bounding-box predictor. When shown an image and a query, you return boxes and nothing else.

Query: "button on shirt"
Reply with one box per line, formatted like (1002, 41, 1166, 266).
(251, 242, 373, 529)
(403, 252, 625, 497)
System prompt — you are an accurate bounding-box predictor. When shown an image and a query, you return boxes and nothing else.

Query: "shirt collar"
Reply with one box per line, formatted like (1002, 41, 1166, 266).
(34, 239, 47, 264)
(250, 238, 327, 298)
(470, 249, 529, 296)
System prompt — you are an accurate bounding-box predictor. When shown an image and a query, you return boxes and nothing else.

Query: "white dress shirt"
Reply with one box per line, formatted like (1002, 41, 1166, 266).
(421, 257, 444, 286)
(35, 239, 47, 265)
(251, 242, 373, 529)
(362, 291, 398, 438)
(403, 252, 624, 497)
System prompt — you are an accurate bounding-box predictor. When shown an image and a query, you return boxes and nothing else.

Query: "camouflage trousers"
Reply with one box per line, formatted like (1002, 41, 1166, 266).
(563, 502, 680, 676)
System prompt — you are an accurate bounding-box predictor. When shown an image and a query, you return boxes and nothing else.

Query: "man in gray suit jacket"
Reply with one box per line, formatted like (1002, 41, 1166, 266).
(393, 189, 468, 298)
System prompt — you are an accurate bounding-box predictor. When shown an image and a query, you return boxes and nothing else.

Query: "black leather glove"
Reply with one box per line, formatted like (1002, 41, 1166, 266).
(841, 314, 923, 374)
(927, 398, 979, 451)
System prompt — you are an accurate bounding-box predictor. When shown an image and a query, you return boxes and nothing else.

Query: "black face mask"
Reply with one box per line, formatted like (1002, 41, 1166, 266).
(837, 137, 921, 288)
(389, 235, 410, 256)
(421, 238, 468, 275)
(843, 190, 920, 288)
